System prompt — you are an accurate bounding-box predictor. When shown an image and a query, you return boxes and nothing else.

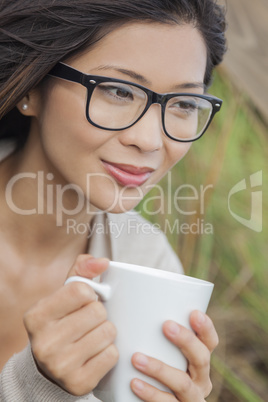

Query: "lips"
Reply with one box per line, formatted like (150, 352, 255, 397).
(102, 161, 154, 187)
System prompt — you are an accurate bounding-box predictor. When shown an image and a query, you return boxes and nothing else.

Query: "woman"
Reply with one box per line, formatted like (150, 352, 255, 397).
(0, 0, 226, 400)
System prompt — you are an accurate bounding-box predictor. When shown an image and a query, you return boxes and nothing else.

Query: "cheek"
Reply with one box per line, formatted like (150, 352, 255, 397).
(162, 141, 192, 175)
(174, 142, 192, 162)
(138, 142, 191, 202)
(40, 85, 87, 145)
(35, 85, 112, 193)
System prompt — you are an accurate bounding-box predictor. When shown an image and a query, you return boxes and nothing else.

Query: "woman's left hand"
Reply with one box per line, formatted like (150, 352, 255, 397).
(131, 310, 218, 401)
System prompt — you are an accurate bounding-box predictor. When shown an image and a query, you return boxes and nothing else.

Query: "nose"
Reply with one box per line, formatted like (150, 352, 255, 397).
(118, 104, 163, 153)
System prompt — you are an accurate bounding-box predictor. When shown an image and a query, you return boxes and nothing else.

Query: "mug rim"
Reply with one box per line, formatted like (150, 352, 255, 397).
(109, 261, 213, 287)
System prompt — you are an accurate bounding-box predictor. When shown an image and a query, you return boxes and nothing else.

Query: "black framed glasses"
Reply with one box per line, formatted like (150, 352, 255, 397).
(49, 62, 222, 142)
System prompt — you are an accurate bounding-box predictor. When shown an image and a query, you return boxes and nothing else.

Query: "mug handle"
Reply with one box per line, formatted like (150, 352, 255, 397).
(65, 276, 112, 301)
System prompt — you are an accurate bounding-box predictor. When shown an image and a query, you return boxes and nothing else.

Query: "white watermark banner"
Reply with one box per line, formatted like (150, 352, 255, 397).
(5, 169, 263, 234)
(66, 217, 213, 239)
(228, 170, 262, 232)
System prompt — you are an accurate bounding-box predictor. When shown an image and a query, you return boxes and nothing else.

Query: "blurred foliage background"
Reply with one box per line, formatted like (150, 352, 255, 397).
(136, 1, 268, 399)
(136, 67, 268, 401)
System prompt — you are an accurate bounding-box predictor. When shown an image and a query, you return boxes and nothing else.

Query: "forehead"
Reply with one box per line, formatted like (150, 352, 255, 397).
(68, 22, 207, 92)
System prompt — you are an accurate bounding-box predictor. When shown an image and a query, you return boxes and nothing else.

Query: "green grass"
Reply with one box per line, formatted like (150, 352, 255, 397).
(136, 68, 268, 401)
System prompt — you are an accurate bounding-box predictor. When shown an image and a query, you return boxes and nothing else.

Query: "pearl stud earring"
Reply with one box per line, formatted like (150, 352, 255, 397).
(22, 104, 28, 111)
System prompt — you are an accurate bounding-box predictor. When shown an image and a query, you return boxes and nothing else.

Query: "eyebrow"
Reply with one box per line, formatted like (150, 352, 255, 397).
(96, 65, 150, 85)
(95, 65, 205, 92)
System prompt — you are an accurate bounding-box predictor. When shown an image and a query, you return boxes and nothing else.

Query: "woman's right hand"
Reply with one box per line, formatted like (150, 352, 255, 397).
(23, 255, 119, 396)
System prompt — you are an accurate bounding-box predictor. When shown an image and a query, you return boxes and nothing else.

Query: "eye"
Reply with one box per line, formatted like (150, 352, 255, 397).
(97, 83, 134, 102)
(114, 87, 133, 100)
(167, 96, 199, 117)
(183, 101, 196, 109)
(174, 100, 197, 112)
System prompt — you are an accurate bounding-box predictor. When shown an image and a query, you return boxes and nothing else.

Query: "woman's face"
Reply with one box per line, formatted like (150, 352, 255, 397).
(29, 22, 207, 213)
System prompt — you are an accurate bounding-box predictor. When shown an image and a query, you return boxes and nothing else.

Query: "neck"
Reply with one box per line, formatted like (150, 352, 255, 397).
(0, 139, 97, 266)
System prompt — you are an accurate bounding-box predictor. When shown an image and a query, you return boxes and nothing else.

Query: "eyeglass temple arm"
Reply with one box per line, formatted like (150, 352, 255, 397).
(48, 62, 84, 85)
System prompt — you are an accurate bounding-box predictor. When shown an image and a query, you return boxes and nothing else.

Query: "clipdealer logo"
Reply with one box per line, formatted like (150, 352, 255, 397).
(4, 170, 214, 232)
(228, 171, 262, 232)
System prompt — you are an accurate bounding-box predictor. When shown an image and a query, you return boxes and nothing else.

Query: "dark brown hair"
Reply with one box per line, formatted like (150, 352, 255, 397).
(0, 0, 226, 146)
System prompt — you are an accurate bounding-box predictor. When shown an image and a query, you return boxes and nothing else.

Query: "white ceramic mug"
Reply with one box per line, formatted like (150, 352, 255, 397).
(65, 261, 214, 402)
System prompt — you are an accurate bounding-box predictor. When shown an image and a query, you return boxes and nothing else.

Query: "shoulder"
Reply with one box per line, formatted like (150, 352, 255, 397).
(107, 212, 184, 274)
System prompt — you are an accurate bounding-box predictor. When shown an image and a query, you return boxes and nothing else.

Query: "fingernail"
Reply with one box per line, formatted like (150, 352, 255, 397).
(167, 321, 180, 336)
(84, 257, 96, 267)
(99, 257, 110, 265)
(135, 353, 148, 368)
(77, 257, 95, 274)
(196, 311, 206, 326)
(86, 257, 109, 268)
(133, 379, 145, 391)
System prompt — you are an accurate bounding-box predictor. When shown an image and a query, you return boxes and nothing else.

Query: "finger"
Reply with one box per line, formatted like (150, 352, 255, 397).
(64, 344, 119, 396)
(55, 301, 108, 342)
(66, 254, 109, 280)
(71, 320, 117, 366)
(190, 311, 219, 352)
(131, 378, 177, 402)
(47, 281, 98, 319)
(163, 320, 212, 396)
(48, 319, 117, 372)
(44, 343, 119, 397)
(25, 256, 110, 331)
(131, 353, 203, 402)
(24, 281, 96, 334)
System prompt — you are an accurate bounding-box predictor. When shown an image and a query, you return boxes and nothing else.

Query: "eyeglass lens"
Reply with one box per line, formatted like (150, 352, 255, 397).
(88, 81, 213, 140)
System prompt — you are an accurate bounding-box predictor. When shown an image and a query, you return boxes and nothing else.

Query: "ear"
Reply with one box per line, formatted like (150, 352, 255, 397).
(16, 89, 42, 117)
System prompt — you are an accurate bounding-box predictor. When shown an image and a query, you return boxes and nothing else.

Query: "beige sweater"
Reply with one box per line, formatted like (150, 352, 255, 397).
(0, 140, 183, 401)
